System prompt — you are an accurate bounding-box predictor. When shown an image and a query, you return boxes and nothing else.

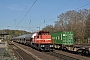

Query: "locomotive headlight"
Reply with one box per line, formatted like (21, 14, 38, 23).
(41, 45, 45, 47)
(50, 45, 53, 47)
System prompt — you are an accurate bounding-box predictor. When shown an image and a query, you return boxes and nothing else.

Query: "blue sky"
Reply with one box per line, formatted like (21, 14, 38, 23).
(0, 0, 90, 32)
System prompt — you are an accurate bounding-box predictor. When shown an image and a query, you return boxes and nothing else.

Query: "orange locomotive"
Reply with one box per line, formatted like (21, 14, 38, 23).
(31, 31, 54, 51)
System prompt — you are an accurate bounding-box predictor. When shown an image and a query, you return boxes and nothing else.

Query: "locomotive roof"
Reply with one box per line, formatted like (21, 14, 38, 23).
(38, 31, 50, 34)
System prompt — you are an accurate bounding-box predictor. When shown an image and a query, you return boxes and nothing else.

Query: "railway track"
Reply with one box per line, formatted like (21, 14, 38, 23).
(8, 41, 59, 60)
(45, 51, 79, 60)
(8, 41, 90, 60)
(8, 41, 36, 60)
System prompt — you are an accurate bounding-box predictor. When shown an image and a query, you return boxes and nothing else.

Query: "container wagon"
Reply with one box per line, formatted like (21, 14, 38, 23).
(51, 31, 74, 50)
(51, 31, 90, 55)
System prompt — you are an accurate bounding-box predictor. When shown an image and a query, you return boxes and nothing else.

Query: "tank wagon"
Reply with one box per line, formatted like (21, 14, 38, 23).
(12, 31, 54, 51)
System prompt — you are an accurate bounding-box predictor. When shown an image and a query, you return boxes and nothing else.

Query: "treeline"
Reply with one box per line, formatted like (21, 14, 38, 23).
(0, 29, 30, 37)
(42, 9, 90, 44)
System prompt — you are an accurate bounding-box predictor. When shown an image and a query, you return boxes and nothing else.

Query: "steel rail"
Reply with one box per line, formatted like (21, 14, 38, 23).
(8, 41, 25, 60)
(45, 51, 79, 60)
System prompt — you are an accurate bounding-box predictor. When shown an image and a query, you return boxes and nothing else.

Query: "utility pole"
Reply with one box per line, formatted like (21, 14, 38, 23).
(7, 26, 10, 29)
(22, 26, 25, 34)
(29, 20, 31, 32)
(44, 19, 45, 27)
(37, 26, 40, 32)
(14, 19, 16, 28)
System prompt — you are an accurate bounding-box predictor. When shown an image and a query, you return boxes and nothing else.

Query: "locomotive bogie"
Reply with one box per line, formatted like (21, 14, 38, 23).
(31, 43, 53, 51)
(41, 44, 53, 51)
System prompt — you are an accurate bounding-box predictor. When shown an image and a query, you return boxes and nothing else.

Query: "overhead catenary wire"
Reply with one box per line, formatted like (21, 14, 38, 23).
(30, 0, 74, 30)
(33, 2, 90, 31)
(37, 0, 74, 21)
(14, 0, 90, 32)
(16, 1, 31, 21)
(13, 1, 31, 30)
(15, 0, 37, 29)
(75, 2, 90, 10)
(15, 0, 73, 32)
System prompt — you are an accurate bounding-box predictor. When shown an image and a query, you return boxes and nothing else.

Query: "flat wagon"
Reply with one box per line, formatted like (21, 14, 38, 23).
(51, 31, 74, 50)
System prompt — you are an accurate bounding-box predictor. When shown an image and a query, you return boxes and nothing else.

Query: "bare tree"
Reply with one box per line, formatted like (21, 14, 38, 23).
(85, 9, 90, 39)
(42, 25, 54, 32)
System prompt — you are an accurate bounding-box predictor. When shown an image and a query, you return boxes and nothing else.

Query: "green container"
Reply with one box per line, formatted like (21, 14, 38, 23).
(51, 31, 74, 45)
(51, 32, 62, 44)
(61, 31, 74, 45)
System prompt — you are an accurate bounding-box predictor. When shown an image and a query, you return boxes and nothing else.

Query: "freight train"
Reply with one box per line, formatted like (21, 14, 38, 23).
(12, 31, 90, 55)
(12, 31, 54, 51)
(51, 31, 90, 55)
